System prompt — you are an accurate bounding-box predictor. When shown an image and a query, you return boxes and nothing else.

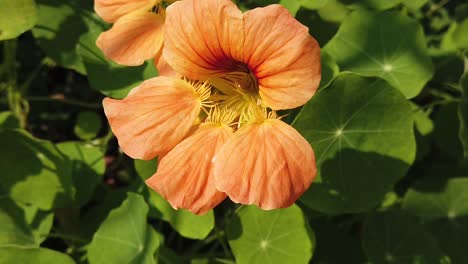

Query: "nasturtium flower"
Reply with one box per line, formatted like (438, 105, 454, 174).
(103, 0, 321, 214)
(94, 0, 176, 75)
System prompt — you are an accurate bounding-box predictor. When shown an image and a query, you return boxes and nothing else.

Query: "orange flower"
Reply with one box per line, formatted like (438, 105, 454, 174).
(94, 0, 176, 76)
(104, 0, 320, 214)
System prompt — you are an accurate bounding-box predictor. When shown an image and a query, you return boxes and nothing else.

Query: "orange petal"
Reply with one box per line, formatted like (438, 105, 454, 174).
(94, 0, 154, 23)
(103, 76, 201, 160)
(243, 5, 321, 110)
(146, 123, 232, 215)
(163, 0, 244, 79)
(154, 47, 179, 78)
(96, 12, 164, 66)
(214, 119, 316, 210)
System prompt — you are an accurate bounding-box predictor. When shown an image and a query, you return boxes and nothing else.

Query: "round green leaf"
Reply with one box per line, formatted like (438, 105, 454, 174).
(77, 10, 158, 99)
(0, 129, 74, 210)
(300, 0, 328, 10)
(0, 0, 37, 40)
(56, 142, 105, 206)
(88, 193, 161, 264)
(0, 247, 75, 264)
(135, 159, 215, 240)
(324, 10, 434, 98)
(402, 177, 468, 264)
(293, 74, 416, 214)
(74, 111, 102, 140)
(32, 0, 87, 74)
(227, 205, 315, 264)
(363, 211, 449, 264)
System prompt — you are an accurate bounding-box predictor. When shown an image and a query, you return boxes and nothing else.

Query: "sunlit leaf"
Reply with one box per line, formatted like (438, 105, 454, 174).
(363, 211, 449, 264)
(324, 10, 434, 98)
(0, 0, 37, 40)
(227, 205, 315, 264)
(87, 193, 161, 264)
(0, 129, 74, 210)
(294, 74, 416, 214)
(452, 18, 468, 49)
(135, 159, 215, 240)
(0, 247, 76, 264)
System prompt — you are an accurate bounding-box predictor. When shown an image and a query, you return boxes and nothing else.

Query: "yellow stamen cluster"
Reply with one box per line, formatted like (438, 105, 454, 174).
(191, 67, 278, 131)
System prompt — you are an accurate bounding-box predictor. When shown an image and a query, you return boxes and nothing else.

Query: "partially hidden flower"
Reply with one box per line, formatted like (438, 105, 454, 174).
(103, 0, 321, 214)
(94, 0, 176, 76)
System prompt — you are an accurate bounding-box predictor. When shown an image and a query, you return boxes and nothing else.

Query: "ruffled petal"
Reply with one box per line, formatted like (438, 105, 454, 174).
(163, 0, 244, 79)
(103, 76, 201, 160)
(146, 123, 232, 214)
(94, 0, 154, 23)
(214, 119, 316, 210)
(96, 12, 164, 66)
(243, 5, 321, 110)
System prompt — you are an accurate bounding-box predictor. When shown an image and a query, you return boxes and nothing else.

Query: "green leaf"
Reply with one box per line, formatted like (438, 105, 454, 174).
(403, 178, 468, 221)
(317, 0, 350, 23)
(32, 0, 88, 74)
(0, 247, 75, 264)
(404, 178, 468, 264)
(293, 74, 416, 214)
(56, 142, 105, 206)
(74, 111, 102, 140)
(0, 0, 37, 40)
(452, 18, 468, 49)
(0, 198, 36, 246)
(341, 0, 400, 10)
(311, 220, 366, 263)
(135, 159, 215, 240)
(434, 102, 463, 159)
(401, 0, 428, 10)
(363, 211, 449, 264)
(227, 205, 315, 264)
(459, 73, 468, 160)
(77, 10, 158, 99)
(413, 104, 434, 161)
(324, 10, 434, 98)
(300, 0, 328, 10)
(0, 197, 53, 247)
(319, 52, 339, 89)
(0, 111, 20, 130)
(279, 0, 301, 16)
(87, 193, 161, 264)
(0, 129, 74, 210)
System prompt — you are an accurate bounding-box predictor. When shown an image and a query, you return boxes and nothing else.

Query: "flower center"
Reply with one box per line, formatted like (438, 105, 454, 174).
(188, 62, 277, 130)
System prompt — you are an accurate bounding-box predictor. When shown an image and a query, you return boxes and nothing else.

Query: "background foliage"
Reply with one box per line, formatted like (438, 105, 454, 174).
(1, 0, 468, 263)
